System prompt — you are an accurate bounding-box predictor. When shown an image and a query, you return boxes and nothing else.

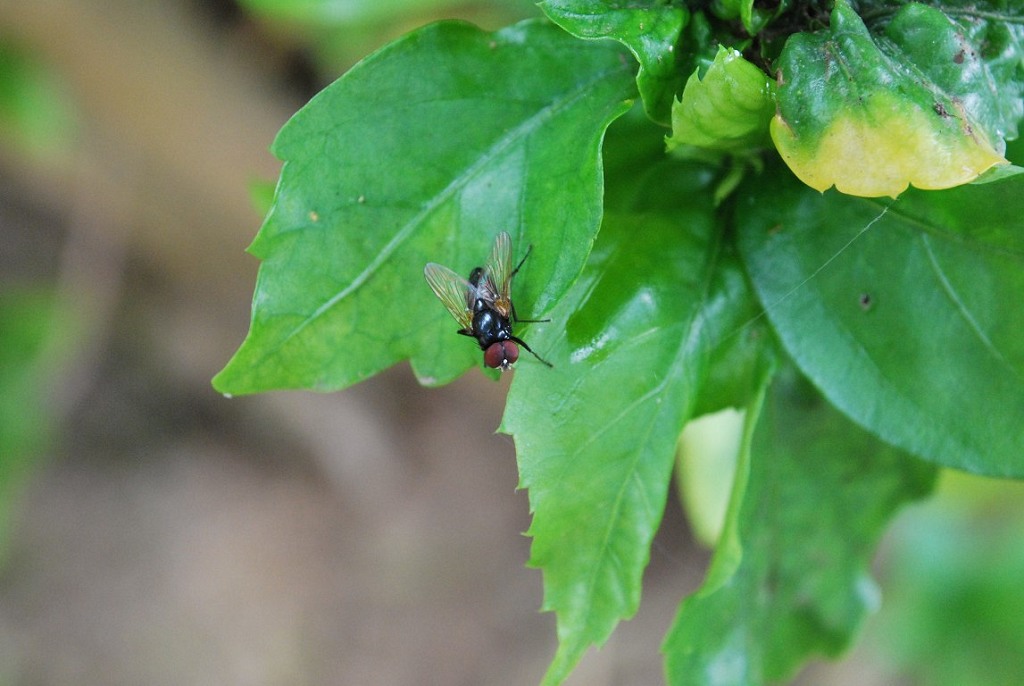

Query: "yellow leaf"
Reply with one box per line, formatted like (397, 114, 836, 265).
(772, 92, 1008, 198)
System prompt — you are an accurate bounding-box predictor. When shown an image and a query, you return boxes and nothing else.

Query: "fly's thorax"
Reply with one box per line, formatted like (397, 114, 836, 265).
(472, 307, 513, 348)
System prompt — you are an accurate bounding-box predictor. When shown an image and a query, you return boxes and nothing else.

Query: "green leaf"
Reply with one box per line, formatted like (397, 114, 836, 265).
(663, 367, 937, 686)
(601, 103, 708, 212)
(213, 19, 636, 395)
(711, 0, 788, 36)
(538, 0, 688, 125)
(889, 2, 1024, 145)
(971, 162, 1024, 185)
(502, 195, 770, 685)
(666, 45, 774, 155)
(738, 166, 1024, 476)
(771, 0, 1011, 197)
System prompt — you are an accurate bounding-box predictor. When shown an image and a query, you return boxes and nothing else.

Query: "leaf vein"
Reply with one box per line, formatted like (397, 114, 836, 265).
(920, 234, 1021, 381)
(270, 60, 630, 355)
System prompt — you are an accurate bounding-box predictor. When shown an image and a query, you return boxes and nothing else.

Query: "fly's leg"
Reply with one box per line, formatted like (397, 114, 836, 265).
(511, 301, 550, 325)
(510, 242, 550, 324)
(509, 244, 533, 279)
(510, 335, 553, 368)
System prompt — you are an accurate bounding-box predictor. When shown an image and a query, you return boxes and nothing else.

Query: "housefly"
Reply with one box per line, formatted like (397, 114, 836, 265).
(424, 231, 553, 371)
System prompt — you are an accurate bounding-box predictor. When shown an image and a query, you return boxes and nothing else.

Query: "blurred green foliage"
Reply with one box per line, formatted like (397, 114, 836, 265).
(0, 291, 67, 562)
(0, 40, 76, 161)
(239, 0, 536, 70)
(871, 473, 1024, 686)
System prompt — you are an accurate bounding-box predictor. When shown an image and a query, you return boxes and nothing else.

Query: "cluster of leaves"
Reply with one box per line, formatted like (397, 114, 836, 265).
(215, 1, 1024, 684)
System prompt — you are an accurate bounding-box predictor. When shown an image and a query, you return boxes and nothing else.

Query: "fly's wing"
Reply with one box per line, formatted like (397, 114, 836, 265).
(424, 262, 475, 330)
(480, 231, 513, 316)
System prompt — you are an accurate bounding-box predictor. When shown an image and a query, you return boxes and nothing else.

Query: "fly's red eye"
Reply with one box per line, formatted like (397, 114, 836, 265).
(484, 341, 519, 369)
(483, 343, 503, 368)
(502, 341, 519, 366)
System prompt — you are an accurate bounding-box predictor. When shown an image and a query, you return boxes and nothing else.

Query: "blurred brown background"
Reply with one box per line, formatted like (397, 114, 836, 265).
(0, 1, 709, 683)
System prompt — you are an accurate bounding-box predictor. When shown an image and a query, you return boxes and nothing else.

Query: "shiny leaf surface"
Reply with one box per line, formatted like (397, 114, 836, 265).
(738, 167, 1024, 476)
(539, 0, 687, 125)
(503, 193, 770, 684)
(213, 20, 636, 394)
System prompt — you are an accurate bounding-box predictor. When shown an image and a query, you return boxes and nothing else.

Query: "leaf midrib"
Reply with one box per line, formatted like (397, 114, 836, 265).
(561, 228, 724, 639)
(259, 59, 631, 364)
